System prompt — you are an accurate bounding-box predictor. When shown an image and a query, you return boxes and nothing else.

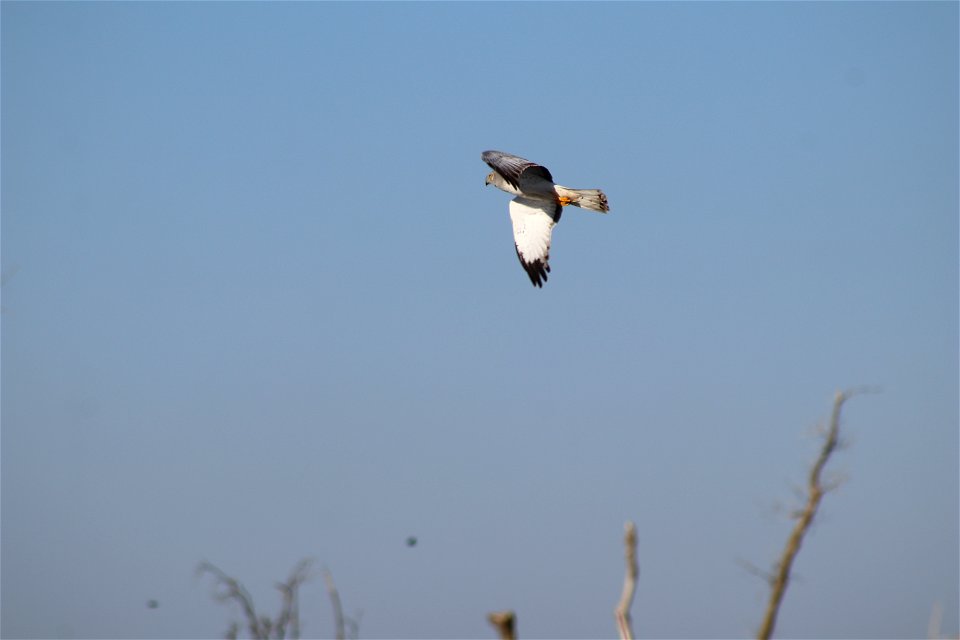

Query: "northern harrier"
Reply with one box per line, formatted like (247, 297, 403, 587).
(482, 150, 609, 287)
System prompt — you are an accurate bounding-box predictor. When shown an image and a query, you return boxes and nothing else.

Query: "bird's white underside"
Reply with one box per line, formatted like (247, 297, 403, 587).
(508, 196, 557, 266)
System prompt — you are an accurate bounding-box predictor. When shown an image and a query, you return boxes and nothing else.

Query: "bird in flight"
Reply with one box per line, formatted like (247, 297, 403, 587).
(482, 150, 609, 287)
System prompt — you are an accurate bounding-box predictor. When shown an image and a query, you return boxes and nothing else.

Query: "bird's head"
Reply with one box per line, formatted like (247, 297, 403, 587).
(485, 171, 497, 186)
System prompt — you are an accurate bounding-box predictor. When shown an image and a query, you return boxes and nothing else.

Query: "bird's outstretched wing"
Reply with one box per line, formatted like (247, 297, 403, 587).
(509, 196, 562, 287)
(483, 150, 554, 191)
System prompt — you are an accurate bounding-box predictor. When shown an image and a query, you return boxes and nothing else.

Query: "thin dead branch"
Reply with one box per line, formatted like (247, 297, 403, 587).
(323, 566, 346, 640)
(615, 521, 639, 640)
(343, 609, 363, 640)
(756, 389, 866, 640)
(487, 610, 516, 640)
(274, 559, 314, 640)
(736, 557, 775, 586)
(197, 561, 268, 639)
(198, 559, 316, 640)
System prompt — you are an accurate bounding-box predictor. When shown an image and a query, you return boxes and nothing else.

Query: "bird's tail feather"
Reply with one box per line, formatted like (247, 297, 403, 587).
(555, 185, 610, 213)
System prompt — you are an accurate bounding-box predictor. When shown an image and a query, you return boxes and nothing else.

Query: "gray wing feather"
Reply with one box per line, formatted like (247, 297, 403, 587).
(482, 150, 554, 190)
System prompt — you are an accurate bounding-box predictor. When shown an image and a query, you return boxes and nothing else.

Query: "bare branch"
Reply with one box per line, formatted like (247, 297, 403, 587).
(344, 610, 363, 640)
(323, 566, 346, 640)
(198, 559, 316, 640)
(197, 561, 268, 640)
(487, 610, 516, 640)
(756, 389, 867, 640)
(736, 557, 775, 585)
(260, 616, 273, 639)
(275, 559, 315, 640)
(615, 521, 639, 640)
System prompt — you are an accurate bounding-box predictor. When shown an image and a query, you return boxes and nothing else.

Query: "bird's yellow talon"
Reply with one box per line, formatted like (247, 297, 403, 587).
(558, 196, 573, 206)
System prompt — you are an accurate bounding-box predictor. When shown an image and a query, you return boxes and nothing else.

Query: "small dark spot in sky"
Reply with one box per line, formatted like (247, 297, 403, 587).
(147, 599, 159, 609)
(406, 536, 417, 547)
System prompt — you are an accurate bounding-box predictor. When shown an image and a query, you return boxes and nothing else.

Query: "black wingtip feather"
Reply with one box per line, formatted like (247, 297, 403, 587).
(515, 246, 549, 288)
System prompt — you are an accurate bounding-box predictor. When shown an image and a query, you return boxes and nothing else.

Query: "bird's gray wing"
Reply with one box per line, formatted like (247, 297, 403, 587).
(508, 196, 562, 288)
(482, 150, 554, 191)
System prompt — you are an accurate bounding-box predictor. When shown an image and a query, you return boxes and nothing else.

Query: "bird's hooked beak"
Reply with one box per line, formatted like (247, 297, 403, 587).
(484, 175, 491, 186)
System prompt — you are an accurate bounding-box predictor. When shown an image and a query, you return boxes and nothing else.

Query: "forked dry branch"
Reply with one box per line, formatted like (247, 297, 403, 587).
(198, 559, 314, 640)
(756, 389, 870, 639)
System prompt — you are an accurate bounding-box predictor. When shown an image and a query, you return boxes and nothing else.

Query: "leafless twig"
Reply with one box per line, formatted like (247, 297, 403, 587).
(198, 559, 316, 640)
(615, 521, 639, 640)
(197, 561, 268, 639)
(274, 559, 314, 640)
(343, 609, 363, 640)
(756, 389, 869, 639)
(323, 566, 346, 640)
(488, 610, 516, 640)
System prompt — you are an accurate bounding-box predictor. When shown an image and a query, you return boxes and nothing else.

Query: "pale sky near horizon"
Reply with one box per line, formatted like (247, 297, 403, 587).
(2, 2, 957, 639)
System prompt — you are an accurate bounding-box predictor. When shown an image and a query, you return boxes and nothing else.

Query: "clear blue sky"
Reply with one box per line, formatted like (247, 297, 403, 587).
(2, 2, 957, 639)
